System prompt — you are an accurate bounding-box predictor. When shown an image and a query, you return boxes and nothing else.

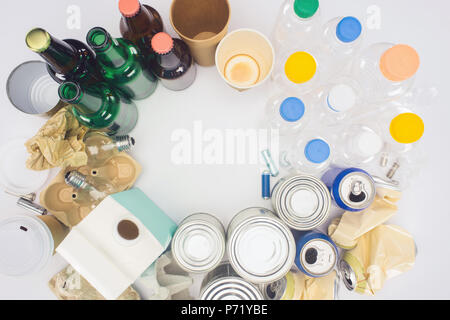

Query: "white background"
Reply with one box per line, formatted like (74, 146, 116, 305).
(0, 0, 450, 300)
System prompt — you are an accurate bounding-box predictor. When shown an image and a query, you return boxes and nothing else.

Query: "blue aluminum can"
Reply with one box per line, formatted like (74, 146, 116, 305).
(294, 231, 338, 278)
(321, 167, 376, 212)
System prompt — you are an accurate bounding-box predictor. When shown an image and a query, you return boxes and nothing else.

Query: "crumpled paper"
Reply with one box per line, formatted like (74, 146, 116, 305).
(25, 106, 89, 171)
(133, 251, 193, 300)
(294, 271, 336, 300)
(48, 265, 140, 300)
(328, 187, 401, 249)
(343, 224, 416, 296)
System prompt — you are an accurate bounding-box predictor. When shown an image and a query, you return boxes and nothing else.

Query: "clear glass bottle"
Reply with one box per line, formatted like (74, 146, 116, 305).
(272, 0, 321, 51)
(65, 170, 117, 209)
(281, 131, 333, 176)
(351, 43, 420, 104)
(58, 81, 138, 136)
(84, 131, 135, 167)
(150, 32, 197, 91)
(266, 93, 312, 136)
(318, 16, 363, 81)
(25, 28, 104, 85)
(86, 27, 158, 100)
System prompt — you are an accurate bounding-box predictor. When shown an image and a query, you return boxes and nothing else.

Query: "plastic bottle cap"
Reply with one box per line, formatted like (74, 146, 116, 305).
(389, 113, 424, 144)
(279, 97, 305, 122)
(294, 0, 319, 19)
(380, 45, 420, 81)
(336, 17, 362, 43)
(119, 0, 140, 18)
(355, 131, 383, 157)
(151, 32, 174, 55)
(26, 28, 51, 53)
(304, 139, 330, 164)
(327, 84, 357, 112)
(284, 52, 317, 84)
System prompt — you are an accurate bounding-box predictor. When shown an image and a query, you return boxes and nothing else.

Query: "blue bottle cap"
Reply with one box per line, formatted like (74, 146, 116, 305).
(304, 139, 330, 164)
(336, 16, 362, 43)
(279, 97, 305, 122)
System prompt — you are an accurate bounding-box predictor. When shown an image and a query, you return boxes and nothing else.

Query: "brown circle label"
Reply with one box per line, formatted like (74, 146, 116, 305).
(117, 220, 139, 240)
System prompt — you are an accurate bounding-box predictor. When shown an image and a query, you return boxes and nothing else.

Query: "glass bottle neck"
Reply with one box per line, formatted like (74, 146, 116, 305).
(123, 4, 151, 32)
(59, 82, 104, 114)
(39, 36, 78, 74)
(158, 50, 180, 69)
(88, 28, 128, 68)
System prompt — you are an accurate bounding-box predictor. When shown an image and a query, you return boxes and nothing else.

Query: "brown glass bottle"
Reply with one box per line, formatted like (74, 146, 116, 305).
(25, 28, 103, 85)
(150, 32, 197, 91)
(119, 0, 163, 55)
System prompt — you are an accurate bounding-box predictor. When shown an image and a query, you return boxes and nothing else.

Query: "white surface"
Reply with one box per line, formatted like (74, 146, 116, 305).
(0, 0, 449, 300)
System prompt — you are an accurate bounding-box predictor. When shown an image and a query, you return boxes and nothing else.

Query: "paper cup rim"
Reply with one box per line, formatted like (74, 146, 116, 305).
(169, 0, 231, 44)
(215, 28, 275, 90)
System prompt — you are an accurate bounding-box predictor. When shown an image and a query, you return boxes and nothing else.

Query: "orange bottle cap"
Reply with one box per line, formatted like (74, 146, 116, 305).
(151, 32, 174, 54)
(119, 0, 140, 18)
(380, 44, 420, 82)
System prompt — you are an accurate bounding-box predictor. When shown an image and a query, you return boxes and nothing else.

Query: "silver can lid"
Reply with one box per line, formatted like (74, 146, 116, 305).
(200, 277, 264, 300)
(172, 216, 225, 273)
(338, 259, 357, 291)
(338, 171, 376, 210)
(272, 175, 331, 230)
(228, 214, 296, 284)
(300, 239, 337, 277)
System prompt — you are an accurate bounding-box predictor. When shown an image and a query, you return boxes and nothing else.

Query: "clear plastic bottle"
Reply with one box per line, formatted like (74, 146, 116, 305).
(84, 131, 135, 167)
(266, 93, 312, 136)
(318, 16, 363, 81)
(281, 131, 333, 176)
(351, 43, 420, 104)
(311, 76, 362, 126)
(273, 49, 320, 94)
(272, 0, 321, 51)
(64, 170, 117, 209)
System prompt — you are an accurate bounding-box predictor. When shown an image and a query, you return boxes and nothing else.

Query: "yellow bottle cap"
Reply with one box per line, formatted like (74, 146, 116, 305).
(284, 52, 317, 84)
(389, 113, 424, 144)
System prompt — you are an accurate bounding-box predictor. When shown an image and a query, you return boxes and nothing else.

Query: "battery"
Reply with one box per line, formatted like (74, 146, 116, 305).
(227, 207, 296, 284)
(321, 167, 376, 212)
(200, 262, 264, 300)
(171, 213, 226, 273)
(271, 174, 331, 230)
(294, 231, 338, 278)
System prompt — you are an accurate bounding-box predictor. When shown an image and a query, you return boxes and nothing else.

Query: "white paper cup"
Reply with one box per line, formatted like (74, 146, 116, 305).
(215, 29, 275, 91)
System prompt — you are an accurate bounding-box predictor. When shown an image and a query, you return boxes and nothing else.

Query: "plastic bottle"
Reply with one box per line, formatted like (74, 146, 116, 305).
(272, 0, 321, 51)
(318, 16, 363, 80)
(58, 81, 138, 136)
(311, 76, 362, 126)
(281, 131, 333, 176)
(351, 43, 420, 104)
(266, 93, 312, 136)
(64, 171, 117, 209)
(84, 132, 135, 167)
(150, 32, 197, 91)
(86, 27, 158, 100)
(273, 49, 320, 94)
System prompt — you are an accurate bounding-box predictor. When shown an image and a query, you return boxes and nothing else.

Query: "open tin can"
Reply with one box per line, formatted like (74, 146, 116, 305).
(272, 174, 331, 230)
(200, 262, 264, 300)
(227, 207, 296, 284)
(171, 213, 226, 273)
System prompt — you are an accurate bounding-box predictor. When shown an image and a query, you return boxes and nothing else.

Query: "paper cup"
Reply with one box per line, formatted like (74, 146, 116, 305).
(0, 215, 68, 276)
(170, 0, 230, 66)
(215, 29, 275, 91)
(6, 61, 67, 117)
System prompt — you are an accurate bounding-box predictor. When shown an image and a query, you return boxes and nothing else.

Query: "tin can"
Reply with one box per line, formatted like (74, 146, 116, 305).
(262, 271, 296, 300)
(227, 207, 296, 284)
(294, 231, 338, 278)
(271, 174, 332, 230)
(171, 213, 226, 273)
(200, 262, 264, 300)
(321, 167, 376, 212)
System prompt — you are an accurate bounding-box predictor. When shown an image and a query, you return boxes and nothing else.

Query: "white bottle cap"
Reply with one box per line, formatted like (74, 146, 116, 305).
(327, 84, 357, 112)
(355, 130, 384, 157)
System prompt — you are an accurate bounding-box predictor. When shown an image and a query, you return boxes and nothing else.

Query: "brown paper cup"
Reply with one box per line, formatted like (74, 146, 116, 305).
(215, 29, 275, 91)
(170, 0, 230, 66)
(37, 215, 69, 250)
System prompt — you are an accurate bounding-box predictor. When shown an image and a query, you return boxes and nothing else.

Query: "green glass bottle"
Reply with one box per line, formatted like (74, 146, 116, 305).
(86, 27, 157, 100)
(58, 81, 138, 136)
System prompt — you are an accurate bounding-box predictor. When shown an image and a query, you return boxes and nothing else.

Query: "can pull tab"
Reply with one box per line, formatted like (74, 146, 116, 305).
(348, 180, 366, 203)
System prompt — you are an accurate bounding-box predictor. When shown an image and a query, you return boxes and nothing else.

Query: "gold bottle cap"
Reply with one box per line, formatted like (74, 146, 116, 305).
(26, 28, 51, 53)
